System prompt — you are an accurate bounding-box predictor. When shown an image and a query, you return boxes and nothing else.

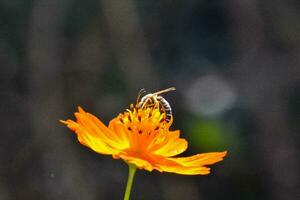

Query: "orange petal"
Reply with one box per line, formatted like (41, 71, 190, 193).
(169, 151, 227, 166)
(108, 118, 130, 148)
(60, 119, 118, 155)
(158, 164, 211, 175)
(74, 107, 128, 150)
(149, 130, 188, 157)
(153, 151, 227, 175)
(118, 154, 155, 172)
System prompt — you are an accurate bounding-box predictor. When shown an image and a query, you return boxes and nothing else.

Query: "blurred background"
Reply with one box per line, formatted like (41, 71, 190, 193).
(1, 0, 300, 199)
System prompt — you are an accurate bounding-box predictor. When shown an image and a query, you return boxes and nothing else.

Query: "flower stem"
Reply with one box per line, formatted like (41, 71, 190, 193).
(123, 163, 137, 200)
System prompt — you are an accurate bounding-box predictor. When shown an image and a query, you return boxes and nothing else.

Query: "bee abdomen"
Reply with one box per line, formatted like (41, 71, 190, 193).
(157, 96, 172, 122)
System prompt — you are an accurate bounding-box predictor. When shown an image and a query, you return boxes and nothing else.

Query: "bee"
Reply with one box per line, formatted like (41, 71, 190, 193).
(136, 87, 175, 122)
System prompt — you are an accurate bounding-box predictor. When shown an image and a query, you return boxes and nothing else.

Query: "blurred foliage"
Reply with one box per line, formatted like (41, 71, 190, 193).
(186, 116, 229, 151)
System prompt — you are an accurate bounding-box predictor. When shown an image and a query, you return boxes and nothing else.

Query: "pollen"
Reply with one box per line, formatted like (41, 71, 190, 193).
(117, 105, 170, 137)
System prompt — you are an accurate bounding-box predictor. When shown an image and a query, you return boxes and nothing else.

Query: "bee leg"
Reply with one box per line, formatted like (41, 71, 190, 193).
(141, 97, 151, 109)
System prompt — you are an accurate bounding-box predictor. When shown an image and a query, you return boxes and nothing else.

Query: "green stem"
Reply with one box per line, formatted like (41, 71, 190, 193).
(123, 163, 137, 200)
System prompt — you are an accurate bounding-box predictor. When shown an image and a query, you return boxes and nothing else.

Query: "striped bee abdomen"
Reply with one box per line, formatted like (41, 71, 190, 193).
(157, 96, 172, 122)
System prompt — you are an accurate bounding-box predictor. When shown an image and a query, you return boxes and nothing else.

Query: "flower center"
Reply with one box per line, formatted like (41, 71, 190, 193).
(117, 105, 172, 152)
(118, 105, 170, 134)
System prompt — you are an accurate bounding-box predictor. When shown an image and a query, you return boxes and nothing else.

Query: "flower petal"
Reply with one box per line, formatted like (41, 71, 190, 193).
(118, 154, 155, 171)
(60, 119, 118, 155)
(74, 107, 128, 150)
(108, 118, 130, 148)
(144, 151, 227, 175)
(169, 151, 227, 166)
(60, 107, 129, 154)
(149, 130, 188, 157)
(158, 164, 211, 175)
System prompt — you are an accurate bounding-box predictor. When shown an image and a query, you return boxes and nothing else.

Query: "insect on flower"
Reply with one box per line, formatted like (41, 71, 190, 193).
(60, 87, 227, 175)
(136, 87, 175, 122)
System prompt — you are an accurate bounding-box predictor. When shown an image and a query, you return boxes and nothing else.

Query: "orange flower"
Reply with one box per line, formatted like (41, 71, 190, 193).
(60, 98, 226, 175)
